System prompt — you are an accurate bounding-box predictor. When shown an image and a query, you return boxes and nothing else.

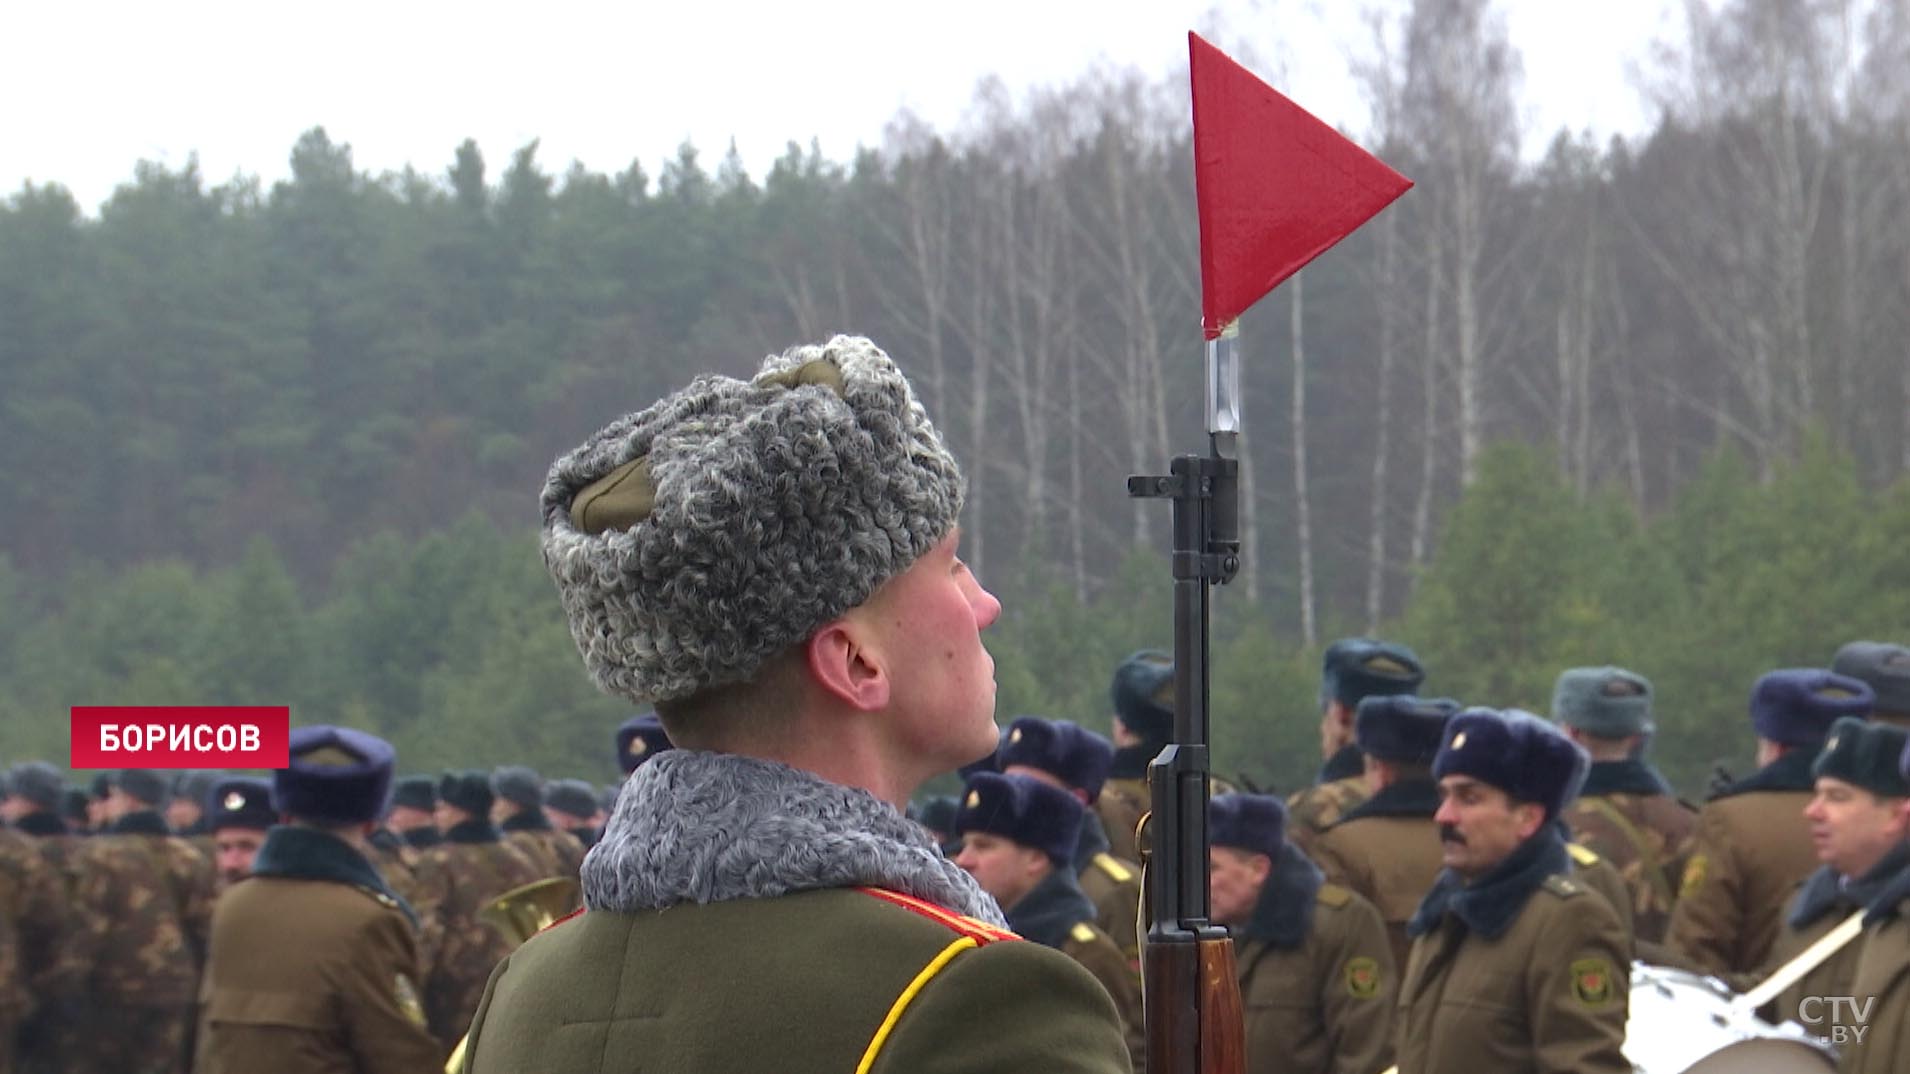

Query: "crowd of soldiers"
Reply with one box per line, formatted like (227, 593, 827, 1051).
(0, 712, 674, 1073)
(912, 637, 1910, 1074)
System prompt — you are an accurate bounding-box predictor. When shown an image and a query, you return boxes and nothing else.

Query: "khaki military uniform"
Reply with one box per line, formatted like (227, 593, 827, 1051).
(1567, 843, 1637, 944)
(1005, 868, 1144, 1071)
(410, 824, 543, 1055)
(463, 886, 1131, 1074)
(1841, 884, 1910, 1074)
(1667, 756, 1817, 976)
(1397, 869, 1630, 1073)
(49, 813, 216, 1074)
(1096, 775, 1148, 865)
(195, 827, 441, 1074)
(1235, 870, 1394, 1074)
(1075, 813, 1143, 971)
(1758, 845, 1910, 1036)
(1286, 777, 1369, 859)
(1308, 780, 1443, 971)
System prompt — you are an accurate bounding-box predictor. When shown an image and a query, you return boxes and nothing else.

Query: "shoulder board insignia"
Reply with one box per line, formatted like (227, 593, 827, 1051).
(1543, 874, 1583, 898)
(1070, 922, 1099, 945)
(1317, 883, 1352, 908)
(1567, 843, 1600, 867)
(353, 885, 400, 910)
(1680, 853, 1709, 899)
(1093, 853, 1136, 884)
(858, 887, 1019, 945)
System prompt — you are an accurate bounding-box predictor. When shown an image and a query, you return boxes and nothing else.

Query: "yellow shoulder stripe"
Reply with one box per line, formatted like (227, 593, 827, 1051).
(1070, 922, 1098, 944)
(855, 937, 976, 1074)
(1567, 843, 1600, 867)
(1093, 853, 1136, 884)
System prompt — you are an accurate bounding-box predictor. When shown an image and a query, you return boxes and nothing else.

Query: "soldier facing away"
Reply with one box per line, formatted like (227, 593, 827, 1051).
(1552, 666, 1697, 947)
(1098, 650, 1175, 865)
(1288, 638, 1424, 858)
(460, 336, 1128, 1074)
(1834, 640, 1910, 730)
(195, 725, 441, 1074)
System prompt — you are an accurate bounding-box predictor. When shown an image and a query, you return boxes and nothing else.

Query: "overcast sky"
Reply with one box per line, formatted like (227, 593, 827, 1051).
(6, 0, 1680, 213)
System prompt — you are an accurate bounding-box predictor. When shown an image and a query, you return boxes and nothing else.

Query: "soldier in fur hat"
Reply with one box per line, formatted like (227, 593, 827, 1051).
(1288, 638, 1424, 857)
(1667, 668, 1873, 975)
(460, 336, 1128, 1074)
(1395, 708, 1630, 1074)
(1210, 793, 1393, 1074)
(196, 725, 440, 1074)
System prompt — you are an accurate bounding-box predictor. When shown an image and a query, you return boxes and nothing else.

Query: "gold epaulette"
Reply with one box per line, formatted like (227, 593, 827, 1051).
(1567, 843, 1601, 867)
(1070, 922, 1099, 945)
(1092, 852, 1136, 884)
(1317, 883, 1352, 908)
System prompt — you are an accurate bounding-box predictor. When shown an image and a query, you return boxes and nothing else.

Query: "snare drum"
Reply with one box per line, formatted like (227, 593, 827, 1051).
(1625, 963, 1836, 1073)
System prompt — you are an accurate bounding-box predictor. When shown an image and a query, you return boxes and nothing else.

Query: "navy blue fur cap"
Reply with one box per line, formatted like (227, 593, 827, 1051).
(1751, 669, 1873, 746)
(1813, 716, 1910, 798)
(615, 712, 675, 775)
(1111, 649, 1176, 742)
(1355, 694, 1460, 765)
(272, 725, 395, 826)
(998, 717, 1115, 802)
(1320, 637, 1425, 709)
(955, 771, 1084, 865)
(207, 776, 276, 832)
(1210, 793, 1286, 859)
(1432, 708, 1589, 820)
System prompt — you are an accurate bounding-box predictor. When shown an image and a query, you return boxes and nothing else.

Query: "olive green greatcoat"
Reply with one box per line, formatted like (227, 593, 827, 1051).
(461, 887, 1132, 1074)
(195, 830, 441, 1074)
(1096, 776, 1148, 865)
(1667, 788, 1816, 976)
(1566, 843, 1638, 946)
(1237, 883, 1395, 1074)
(1396, 875, 1630, 1074)
(1841, 894, 1910, 1074)
(1078, 850, 1143, 971)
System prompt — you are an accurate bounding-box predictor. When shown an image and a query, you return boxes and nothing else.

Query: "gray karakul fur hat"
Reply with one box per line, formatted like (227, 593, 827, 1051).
(542, 335, 964, 705)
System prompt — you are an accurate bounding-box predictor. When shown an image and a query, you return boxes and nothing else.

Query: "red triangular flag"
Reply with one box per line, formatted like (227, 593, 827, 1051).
(1191, 32, 1412, 339)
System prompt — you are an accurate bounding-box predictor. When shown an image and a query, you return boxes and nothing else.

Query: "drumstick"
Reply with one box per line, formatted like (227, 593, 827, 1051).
(1732, 911, 1865, 1017)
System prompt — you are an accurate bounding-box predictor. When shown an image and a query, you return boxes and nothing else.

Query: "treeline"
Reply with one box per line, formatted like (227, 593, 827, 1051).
(3, 440, 1904, 795)
(2, 0, 1908, 786)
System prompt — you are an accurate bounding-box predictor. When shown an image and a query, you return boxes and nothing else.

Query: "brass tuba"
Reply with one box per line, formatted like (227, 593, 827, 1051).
(445, 876, 584, 1073)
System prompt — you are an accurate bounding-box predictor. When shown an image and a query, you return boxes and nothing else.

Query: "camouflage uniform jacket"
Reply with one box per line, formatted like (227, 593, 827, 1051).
(1008, 867, 1146, 1072)
(1667, 750, 1819, 976)
(1235, 844, 1394, 1074)
(500, 811, 587, 883)
(1396, 831, 1630, 1074)
(409, 820, 543, 1054)
(0, 829, 65, 1016)
(1287, 776, 1370, 860)
(53, 811, 215, 1008)
(1560, 759, 1696, 945)
(1073, 812, 1142, 971)
(196, 826, 439, 1074)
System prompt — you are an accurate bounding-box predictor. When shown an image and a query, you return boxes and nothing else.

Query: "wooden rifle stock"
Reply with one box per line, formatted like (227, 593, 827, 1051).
(1143, 936, 1246, 1074)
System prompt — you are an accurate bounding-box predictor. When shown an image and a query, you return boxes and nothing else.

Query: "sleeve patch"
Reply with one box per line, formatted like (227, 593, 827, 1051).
(1345, 956, 1381, 998)
(1571, 958, 1616, 1006)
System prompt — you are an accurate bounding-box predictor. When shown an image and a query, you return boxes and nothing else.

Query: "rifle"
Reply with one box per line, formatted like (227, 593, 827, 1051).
(1130, 33, 1412, 1074)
